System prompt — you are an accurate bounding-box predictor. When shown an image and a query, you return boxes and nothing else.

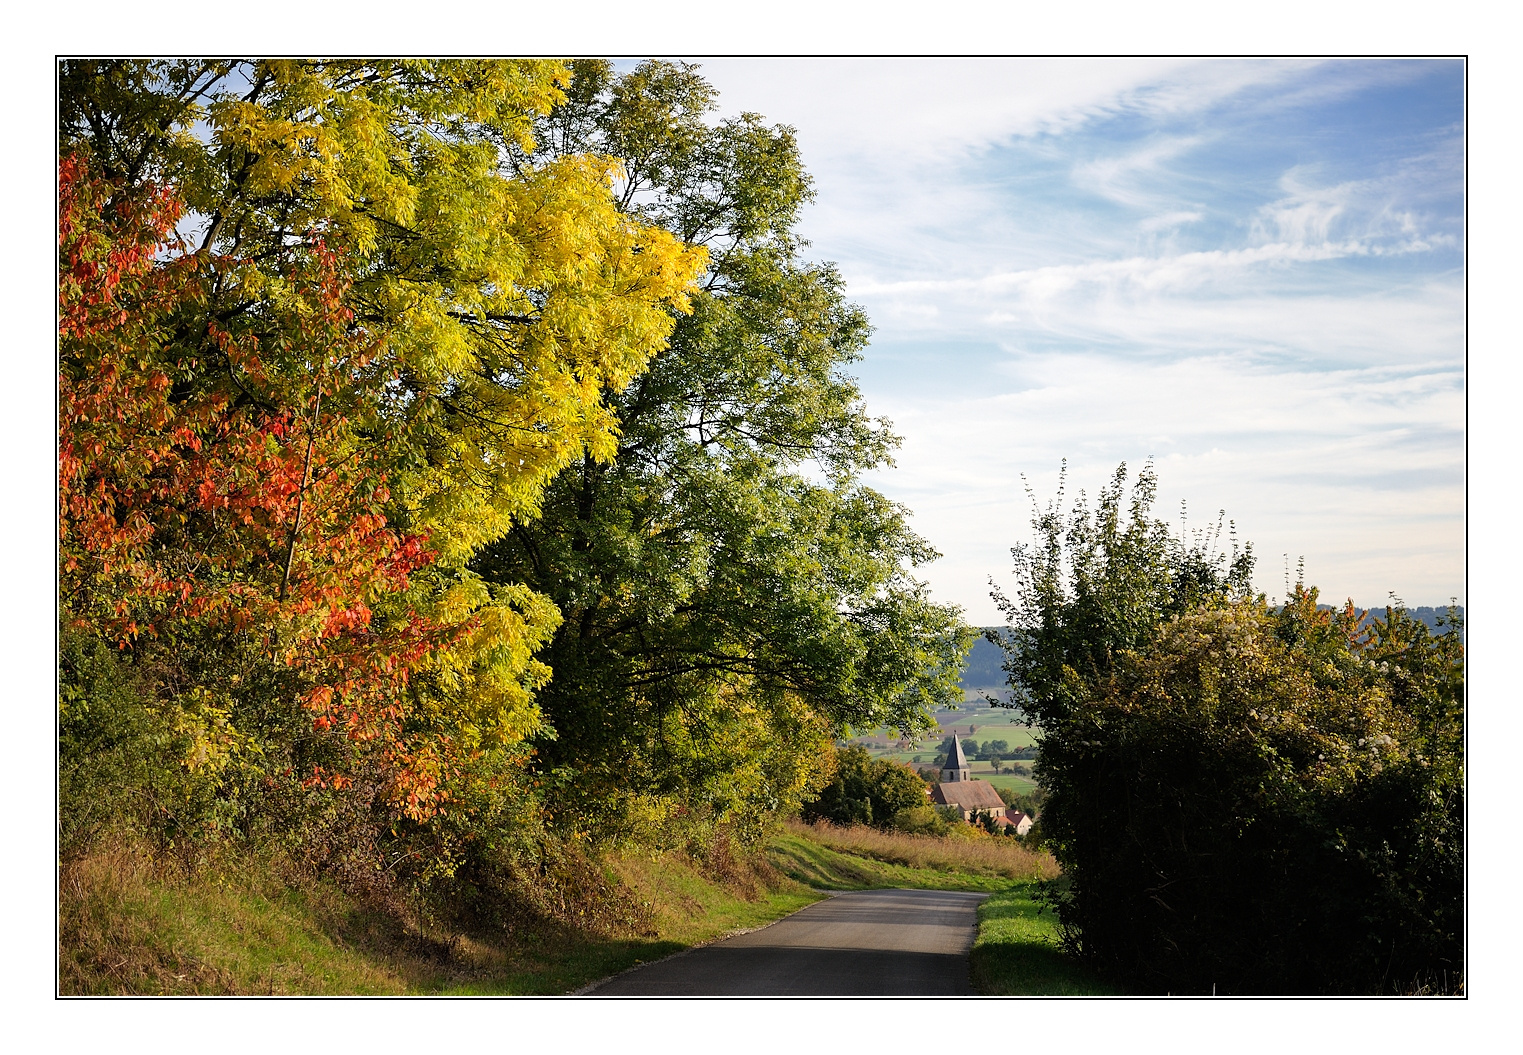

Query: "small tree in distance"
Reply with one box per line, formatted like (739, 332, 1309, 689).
(801, 745, 928, 829)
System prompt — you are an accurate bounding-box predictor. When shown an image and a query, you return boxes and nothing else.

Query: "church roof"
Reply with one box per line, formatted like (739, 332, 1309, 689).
(930, 779, 1006, 811)
(945, 736, 968, 772)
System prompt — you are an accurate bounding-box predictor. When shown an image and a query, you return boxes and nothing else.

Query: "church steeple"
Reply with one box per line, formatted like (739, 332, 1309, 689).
(941, 736, 970, 782)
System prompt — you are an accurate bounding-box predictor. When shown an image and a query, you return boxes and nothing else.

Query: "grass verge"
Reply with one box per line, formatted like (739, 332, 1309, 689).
(969, 883, 1122, 995)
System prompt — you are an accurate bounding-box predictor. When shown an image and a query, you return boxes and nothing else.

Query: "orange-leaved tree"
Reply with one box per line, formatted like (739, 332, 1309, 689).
(59, 153, 474, 824)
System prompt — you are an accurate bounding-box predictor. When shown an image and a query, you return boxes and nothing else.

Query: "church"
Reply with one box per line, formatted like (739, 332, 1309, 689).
(928, 736, 1033, 835)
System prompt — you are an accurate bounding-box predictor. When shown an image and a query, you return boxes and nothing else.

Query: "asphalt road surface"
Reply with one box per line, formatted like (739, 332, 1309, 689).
(588, 888, 989, 996)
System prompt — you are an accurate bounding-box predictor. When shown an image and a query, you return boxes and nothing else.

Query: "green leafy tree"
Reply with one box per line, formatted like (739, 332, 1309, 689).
(983, 739, 1009, 761)
(991, 463, 1463, 994)
(472, 61, 972, 841)
(800, 745, 928, 828)
(993, 784, 1044, 818)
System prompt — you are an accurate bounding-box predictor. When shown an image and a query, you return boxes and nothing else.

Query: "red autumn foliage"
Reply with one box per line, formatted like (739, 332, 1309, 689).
(58, 153, 475, 820)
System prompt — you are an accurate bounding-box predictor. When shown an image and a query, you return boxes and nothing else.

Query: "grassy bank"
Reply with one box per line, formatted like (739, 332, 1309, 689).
(59, 837, 823, 996)
(61, 820, 1106, 995)
(768, 819, 1056, 891)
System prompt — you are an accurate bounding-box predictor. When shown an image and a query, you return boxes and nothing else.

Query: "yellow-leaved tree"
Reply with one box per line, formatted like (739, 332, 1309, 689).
(60, 59, 706, 824)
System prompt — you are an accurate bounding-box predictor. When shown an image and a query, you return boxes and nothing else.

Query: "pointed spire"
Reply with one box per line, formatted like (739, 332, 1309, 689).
(942, 735, 970, 782)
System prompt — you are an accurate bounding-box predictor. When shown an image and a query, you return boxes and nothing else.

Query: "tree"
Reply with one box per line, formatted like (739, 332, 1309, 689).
(470, 61, 972, 841)
(58, 60, 706, 836)
(989, 460, 1254, 731)
(993, 784, 1044, 818)
(800, 745, 928, 829)
(990, 463, 1463, 994)
(59, 155, 455, 829)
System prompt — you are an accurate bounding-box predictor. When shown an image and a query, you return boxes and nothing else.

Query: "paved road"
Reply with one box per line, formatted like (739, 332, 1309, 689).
(588, 888, 988, 996)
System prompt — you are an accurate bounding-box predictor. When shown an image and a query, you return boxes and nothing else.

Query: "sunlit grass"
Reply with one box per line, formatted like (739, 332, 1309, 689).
(777, 819, 1058, 882)
(969, 884, 1123, 996)
(59, 841, 407, 995)
(59, 837, 823, 996)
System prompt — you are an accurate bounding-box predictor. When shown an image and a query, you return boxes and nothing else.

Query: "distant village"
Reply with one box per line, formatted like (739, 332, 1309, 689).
(846, 692, 1040, 835)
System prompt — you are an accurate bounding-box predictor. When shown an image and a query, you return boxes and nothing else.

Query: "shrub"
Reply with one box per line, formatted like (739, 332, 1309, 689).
(991, 462, 1463, 994)
(887, 805, 950, 836)
(1036, 599, 1462, 994)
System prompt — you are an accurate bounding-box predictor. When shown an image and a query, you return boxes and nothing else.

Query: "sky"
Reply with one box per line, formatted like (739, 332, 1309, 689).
(687, 58, 1465, 625)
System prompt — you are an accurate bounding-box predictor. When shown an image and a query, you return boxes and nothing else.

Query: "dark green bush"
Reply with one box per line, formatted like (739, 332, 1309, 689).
(992, 463, 1463, 994)
(1036, 600, 1462, 994)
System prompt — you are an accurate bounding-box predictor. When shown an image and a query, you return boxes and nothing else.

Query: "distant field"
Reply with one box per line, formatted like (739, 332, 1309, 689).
(847, 699, 1038, 770)
(974, 771, 1039, 795)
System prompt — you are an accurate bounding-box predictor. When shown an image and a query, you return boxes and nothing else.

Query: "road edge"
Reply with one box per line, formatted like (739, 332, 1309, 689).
(570, 891, 843, 996)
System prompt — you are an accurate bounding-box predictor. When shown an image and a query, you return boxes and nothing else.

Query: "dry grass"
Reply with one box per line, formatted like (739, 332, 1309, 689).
(782, 819, 1059, 881)
(58, 838, 411, 995)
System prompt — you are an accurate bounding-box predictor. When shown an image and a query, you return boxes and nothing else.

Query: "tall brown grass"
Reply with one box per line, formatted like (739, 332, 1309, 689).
(785, 819, 1059, 881)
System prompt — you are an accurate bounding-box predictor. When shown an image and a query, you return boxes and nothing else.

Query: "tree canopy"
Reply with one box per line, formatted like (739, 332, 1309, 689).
(60, 59, 707, 830)
(58, 60, 970, 897)
(472, 61, 972, 840)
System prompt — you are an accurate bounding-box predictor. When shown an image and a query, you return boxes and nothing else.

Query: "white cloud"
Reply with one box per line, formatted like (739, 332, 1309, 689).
(1139, 210, 1204, 232)
(1071, 136, 1204, 207)
(869, 350, 1464, 622)
(1256, 176, 1354, 244)
(847, 254, 1463, 373)
(698, 58, 1323, 167)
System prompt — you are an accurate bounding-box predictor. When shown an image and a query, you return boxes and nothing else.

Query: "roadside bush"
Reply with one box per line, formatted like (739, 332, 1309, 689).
(992, 462, 1463, 994)
(1037, 599, 1462, 994)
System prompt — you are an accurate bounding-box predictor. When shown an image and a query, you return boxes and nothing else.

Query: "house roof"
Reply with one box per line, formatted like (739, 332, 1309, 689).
(930, 779, 1006, 811)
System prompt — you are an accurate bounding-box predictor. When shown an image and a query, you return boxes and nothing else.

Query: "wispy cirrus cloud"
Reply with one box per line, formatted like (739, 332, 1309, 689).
(1139, 210, 1204, 233)
(1071, 135, 1206, 207)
